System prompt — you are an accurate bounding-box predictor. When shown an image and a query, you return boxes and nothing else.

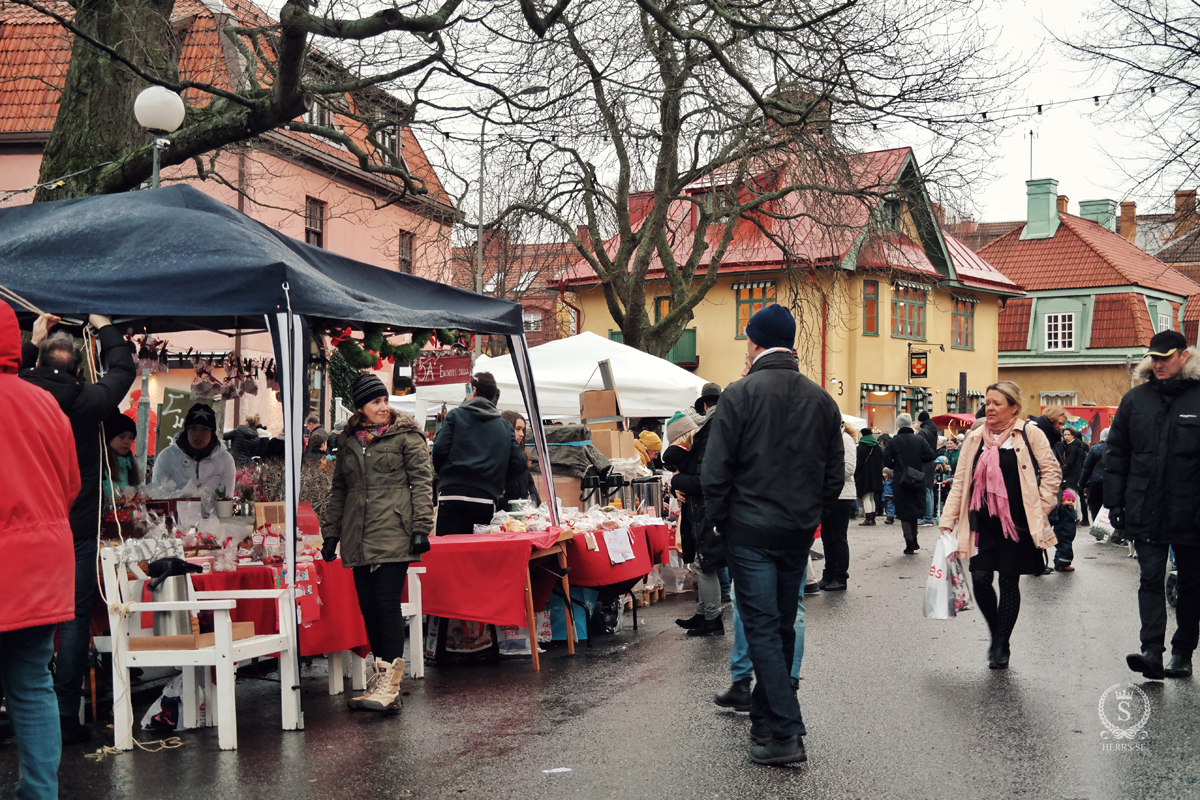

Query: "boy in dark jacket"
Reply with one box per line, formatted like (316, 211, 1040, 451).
(432, 372, 527, 536)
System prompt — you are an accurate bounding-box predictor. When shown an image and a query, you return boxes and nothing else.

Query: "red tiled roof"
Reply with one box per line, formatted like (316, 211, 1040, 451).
(553, 147, 987, 291)
(942, 220, 1023, 253)
(998, 297, 1032, 350)
(0, 0, 449, 205)
(1184, 295, 1200, 346)
(978, 213, 1200, 297)
(1089, 294, 1154, 348)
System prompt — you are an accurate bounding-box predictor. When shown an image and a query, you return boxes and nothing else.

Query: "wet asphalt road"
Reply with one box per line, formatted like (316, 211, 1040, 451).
(3, 526, 1197, 800)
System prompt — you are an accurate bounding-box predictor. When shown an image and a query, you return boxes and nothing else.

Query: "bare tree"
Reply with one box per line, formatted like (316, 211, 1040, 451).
(452, 0, 1015, 357)
(1059, 0, 1200, 191)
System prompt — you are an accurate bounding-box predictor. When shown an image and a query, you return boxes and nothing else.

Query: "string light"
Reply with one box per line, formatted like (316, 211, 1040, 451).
(0, 162, 113, 204)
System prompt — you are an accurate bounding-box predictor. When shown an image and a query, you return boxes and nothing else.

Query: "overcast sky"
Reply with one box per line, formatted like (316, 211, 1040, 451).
(970, 0, 1187, 222)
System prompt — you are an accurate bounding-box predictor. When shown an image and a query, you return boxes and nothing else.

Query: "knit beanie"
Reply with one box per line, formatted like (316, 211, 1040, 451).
(896, 413, 913, 429)
(350, 372, 389, 410)
(745, 304, 795, 351)
(183, 403, 217, 432)
(638, 430, 662, 451)
(104, 411, 138, 441)
(665, 411, 698, 444)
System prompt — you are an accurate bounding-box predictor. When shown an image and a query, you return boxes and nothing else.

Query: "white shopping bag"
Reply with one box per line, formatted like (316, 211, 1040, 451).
(1091, 507, 1114, 542)
(923, 531, 958, 620)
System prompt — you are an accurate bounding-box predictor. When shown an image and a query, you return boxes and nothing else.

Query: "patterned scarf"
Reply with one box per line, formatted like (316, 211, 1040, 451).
(354, 422, 389, 448)
(970, 418, 1020, 542)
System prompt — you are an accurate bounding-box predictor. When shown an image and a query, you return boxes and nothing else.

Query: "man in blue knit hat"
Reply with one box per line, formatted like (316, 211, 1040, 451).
(702, 303, 844, 766)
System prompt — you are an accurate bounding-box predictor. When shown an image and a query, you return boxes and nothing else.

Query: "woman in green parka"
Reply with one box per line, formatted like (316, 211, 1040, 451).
(322, 372, 434, 713)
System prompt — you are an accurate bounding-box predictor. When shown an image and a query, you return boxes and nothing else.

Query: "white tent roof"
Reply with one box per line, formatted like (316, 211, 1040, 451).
(415, 331, 710, 418)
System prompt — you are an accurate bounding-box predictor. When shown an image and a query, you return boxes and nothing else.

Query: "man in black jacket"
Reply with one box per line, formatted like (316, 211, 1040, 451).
(703, 304, 843, 767)
(432, 372, 527, 535)
(916, 412, 939, 524)
(1106, 330, 1200, 680)
(20, 313, 136, 742)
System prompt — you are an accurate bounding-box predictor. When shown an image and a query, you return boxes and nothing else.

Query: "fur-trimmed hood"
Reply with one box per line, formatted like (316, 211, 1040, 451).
(1133, 354, 1200, 384)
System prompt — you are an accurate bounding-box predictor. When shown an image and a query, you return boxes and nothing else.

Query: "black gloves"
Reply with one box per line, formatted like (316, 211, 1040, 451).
(409, 532, 431, 555)
(321, 538, 339, 562)
(1110, 508, 1125, 530)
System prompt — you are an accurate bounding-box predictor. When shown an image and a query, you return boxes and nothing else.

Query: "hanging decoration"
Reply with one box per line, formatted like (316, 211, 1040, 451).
(318, 324, 467, 369)
(128, 332, 171, 375)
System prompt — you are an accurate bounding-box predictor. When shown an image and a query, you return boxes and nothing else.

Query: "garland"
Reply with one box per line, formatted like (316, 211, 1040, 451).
(321, 324, 467, 369)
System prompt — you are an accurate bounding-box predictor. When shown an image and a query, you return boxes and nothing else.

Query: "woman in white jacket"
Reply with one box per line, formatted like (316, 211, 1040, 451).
(151, 403, 237, 516)
(817, 423, 859, 591)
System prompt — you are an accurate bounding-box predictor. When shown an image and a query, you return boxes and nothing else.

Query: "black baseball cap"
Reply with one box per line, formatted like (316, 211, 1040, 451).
(1147, 330, 1188, 358)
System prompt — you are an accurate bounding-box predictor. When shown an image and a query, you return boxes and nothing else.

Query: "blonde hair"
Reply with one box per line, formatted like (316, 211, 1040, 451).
(672, 428, 697, 448)
(985, 381, 1022, 413)
(842, 421, 860, 442)
(1042, 405, 1068, 422)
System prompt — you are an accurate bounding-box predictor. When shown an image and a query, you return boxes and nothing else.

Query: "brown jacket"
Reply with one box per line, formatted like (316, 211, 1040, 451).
(940, 419, 1060, 559)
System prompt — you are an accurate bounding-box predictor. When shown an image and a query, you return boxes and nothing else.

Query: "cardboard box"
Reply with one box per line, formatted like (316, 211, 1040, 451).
(590, 429, 637, 459)
(128, 621, 256, 651)
(580, 390, 622, 425)
(552, 475, 582, 510)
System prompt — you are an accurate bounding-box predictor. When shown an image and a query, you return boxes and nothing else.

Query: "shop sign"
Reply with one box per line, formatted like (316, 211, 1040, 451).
(412, 353, 473, 387)
(909, 351, 928, 380)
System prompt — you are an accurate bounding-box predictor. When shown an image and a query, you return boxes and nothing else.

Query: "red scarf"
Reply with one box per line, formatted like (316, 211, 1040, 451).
(970, 419, 1020, 541)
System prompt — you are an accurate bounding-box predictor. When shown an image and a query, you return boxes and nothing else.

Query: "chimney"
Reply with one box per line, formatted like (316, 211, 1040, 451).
(1119, 201, 1137, 244)
(576, 224, 589, 243)
(1020, 178, 1060, 240)
(1057, 195, 1069, 214)
(1079, 199, 1118, 232)
(1176, 189, 1197, 238)
(931, 202, 946, 228)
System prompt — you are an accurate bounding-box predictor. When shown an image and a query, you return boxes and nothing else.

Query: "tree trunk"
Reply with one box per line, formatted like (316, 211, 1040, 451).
(34, 0, 179, 202)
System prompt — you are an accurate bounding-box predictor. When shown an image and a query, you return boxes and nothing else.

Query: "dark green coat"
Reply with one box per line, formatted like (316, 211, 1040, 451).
(323, 414, 434, 568)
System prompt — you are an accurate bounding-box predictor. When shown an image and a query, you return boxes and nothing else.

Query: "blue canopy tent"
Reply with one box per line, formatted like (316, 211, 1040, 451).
(0, 185, 559, 735)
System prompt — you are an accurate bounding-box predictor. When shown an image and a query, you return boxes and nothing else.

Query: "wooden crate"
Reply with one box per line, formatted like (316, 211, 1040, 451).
(255, 502, 286, 529)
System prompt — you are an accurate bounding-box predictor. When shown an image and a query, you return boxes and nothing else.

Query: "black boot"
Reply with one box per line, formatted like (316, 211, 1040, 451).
(1126, 650, 1165, 680)
(687, 616, 725, 637)
(675, 613, 704, 630)
(885, 515, 895, 525)
(989, 638, 1010, 669)
(714, 679, 752, 712)
(858, 513, 877, 527)
(1164, 651, 1192, 678)
(750, 735, 807, 766)
(902, 522, 918, 554)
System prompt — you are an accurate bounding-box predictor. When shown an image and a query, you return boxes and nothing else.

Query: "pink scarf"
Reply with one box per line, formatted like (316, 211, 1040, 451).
(970, 419, 1020, 542)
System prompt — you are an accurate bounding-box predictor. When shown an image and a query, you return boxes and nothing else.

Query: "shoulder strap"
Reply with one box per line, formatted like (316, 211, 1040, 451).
(1017, 423, 1041, 486)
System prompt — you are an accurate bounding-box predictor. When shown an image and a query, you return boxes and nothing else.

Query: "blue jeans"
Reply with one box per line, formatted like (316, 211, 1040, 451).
(1, 625, 62, 800)
(923, 487, 935, 521)
(731, 566, 807, 683)
(1052, 508, 1076, 565)
(725, 539, 812, 739)
(54, 536, 96, 720)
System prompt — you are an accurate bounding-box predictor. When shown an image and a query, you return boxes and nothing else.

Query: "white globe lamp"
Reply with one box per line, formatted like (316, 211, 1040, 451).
(134, 85, 186, 133)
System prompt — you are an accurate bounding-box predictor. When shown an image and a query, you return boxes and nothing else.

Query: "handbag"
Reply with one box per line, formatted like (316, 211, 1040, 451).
(895, 444, 925, 489)
(923, 530, 960, 619)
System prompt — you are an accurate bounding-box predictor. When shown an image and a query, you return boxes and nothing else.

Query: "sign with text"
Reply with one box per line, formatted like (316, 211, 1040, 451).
(157, 389, 225, 454)
(412, 353, 473, 387)
(909, 351, 928, 380)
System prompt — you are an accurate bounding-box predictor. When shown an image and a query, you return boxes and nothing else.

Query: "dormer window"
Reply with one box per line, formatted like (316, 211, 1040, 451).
(304, 101, 332, 128)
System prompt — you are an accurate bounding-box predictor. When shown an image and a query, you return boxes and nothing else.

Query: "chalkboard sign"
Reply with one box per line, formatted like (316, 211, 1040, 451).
(157, 388, 225, 453)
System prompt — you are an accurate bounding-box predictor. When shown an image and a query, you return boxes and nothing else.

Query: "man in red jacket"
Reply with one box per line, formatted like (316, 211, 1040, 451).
(0, 302, 80, 799)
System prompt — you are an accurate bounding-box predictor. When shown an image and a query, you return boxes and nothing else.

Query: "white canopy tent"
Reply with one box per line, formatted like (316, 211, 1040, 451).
(416, 331, 712, 418)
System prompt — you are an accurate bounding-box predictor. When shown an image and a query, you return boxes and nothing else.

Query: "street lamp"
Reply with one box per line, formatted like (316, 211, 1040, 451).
(474, 85, 548, 355)
(134, 85, 186, 189)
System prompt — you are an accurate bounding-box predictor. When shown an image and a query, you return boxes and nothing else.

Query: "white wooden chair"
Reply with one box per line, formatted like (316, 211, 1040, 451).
(99, 546, 303, 750)
(326, 565, 425, 694)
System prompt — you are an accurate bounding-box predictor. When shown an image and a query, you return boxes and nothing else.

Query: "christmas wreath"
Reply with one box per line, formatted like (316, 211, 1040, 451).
(320, 324, 467, 369)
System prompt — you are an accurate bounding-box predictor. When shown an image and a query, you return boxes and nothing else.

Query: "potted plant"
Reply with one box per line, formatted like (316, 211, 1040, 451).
(215, 485, 235, 519)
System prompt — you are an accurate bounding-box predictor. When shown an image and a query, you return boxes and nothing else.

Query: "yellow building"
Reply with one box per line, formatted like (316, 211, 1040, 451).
(555, 148, 1024, 429)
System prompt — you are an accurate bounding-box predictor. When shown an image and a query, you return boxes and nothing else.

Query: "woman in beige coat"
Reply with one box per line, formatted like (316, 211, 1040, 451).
(940, 381, 1060, 669)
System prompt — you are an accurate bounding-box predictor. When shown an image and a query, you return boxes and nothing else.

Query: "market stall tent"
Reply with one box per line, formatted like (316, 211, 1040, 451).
(417, 331, 711, 418)
(0, 185, 559, 732)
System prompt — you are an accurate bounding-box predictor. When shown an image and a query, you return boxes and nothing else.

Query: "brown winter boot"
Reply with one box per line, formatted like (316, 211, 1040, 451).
(348, 658, 404, 712)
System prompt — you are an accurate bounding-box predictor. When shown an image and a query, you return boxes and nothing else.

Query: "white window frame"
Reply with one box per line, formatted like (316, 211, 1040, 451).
(522, 312, 542, 332)
(1159, 312, 1173, 332)
(1044, 312, 1075, 351)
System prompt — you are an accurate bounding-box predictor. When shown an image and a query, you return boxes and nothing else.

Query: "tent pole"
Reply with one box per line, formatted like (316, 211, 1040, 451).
(274, 309, 305, 731)
(508, 334, 558, 526)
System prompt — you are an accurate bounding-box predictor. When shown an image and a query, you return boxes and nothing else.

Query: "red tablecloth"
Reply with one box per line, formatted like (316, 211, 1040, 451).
(419, 530, 563, 628)
(143, 561, 371, 658)
(563, 524, 670, 587)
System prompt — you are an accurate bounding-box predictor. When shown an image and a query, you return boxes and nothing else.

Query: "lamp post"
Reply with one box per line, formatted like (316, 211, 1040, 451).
(130, 85, 185, 475)
(134, 85, 186, 188)
(474, 85, 548, 355)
